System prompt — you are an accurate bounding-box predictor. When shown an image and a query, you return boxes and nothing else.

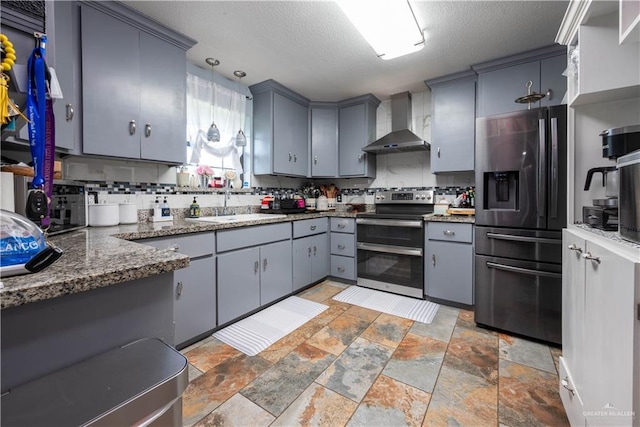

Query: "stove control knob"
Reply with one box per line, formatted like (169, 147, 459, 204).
(380, 195, 385, 200)
(426, 194, 432, 200)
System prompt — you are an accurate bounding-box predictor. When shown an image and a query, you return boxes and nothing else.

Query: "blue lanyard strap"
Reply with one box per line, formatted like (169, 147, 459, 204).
(27, 36, 48, 189)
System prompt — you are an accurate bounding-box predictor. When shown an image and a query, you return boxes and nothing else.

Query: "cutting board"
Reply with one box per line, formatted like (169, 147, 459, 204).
(447, 208, 475, 216)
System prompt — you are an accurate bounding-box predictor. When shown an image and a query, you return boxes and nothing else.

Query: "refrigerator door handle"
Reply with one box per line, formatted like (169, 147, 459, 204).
(538, 118, 546, 219)
(486, 232, 561, 244)
(486, 261, 562, 279)
(550, 116, 559, 219)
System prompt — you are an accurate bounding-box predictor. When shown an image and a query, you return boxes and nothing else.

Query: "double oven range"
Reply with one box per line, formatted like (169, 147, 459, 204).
(356, 190, 434, 299)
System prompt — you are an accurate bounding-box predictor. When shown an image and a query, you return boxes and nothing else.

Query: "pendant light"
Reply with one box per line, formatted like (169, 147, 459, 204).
(205, 57, 221, 142)
(233, 70, 247, 147)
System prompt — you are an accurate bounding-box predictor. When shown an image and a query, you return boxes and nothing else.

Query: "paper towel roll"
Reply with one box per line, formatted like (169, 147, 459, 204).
(1, 172, 15, 212)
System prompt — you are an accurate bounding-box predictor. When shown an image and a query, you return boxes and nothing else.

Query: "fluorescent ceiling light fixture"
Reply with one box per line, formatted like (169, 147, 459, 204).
(337, 0, 425, 60)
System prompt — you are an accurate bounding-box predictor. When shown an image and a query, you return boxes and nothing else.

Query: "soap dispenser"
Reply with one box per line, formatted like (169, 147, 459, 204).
(189, 197, 200, 218)
(153, 197, 162, 218)
(162, 197, 170, 217)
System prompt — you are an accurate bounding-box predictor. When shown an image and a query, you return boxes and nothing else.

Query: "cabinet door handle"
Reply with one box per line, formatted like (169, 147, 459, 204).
(254, 260, 259, 273)
(437, 147, 441, 158)
(546, 88, 553, 100)
(308, 247, 312, 257)
(337, 244, 346, 250)
(432, 254, 436, 266)
(66, 104, 74, 122)
(176, 281, 183, 297)
(289, 152, 292, 161)
(443, 230, 455, 236)
(358, 153, 364, 161)
(263, 258, 268, 271)
(145, 123, 152, 138)
(129, 120, 136, 135)
(561, 378, 575, 396)
(337, 223, 346, 229)
(294, 153, 297, 162)
(310, 225, 317, 231)
(314, 156, 318, 164)
(337, 266, 345, 272)
(581, 252, 601, 264)
(567, 244, 583, 254)
(168, 245, 179, 252)
(313, 246, 317, 256)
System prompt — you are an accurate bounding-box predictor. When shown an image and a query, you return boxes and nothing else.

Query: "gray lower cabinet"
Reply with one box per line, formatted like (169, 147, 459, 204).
(473, 46, 566, 117)
(425, 222, 474, 306)
(338, 95, 380, 178)
(330, 218, 357, 281)
(217, 223, 292, 325)
(292, 218, 330, 291)
(173, 256, 217, 346)
(310, 103, 338, 177)
(425, 71, 477, 173)
(260, 240, 294, 306)
(293, 233, 329, 291)
(251, 80, 310, 177)
(80, 3, 194, 163)
(139, 232, 217, 347)
(217, 247, 261, 325)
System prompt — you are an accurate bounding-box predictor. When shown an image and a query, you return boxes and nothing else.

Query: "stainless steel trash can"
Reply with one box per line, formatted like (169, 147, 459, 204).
(1, 338, 188, 426)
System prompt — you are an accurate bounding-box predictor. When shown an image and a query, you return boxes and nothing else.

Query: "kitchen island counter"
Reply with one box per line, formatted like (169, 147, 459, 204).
(0, 211, 357, 309)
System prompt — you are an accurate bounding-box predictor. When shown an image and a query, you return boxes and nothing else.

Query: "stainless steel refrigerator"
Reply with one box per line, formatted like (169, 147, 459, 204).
(474, 105, 566, 345)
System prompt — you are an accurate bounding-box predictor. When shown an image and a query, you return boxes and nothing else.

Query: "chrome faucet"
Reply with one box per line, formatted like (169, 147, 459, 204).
(222, 179, 231, 215)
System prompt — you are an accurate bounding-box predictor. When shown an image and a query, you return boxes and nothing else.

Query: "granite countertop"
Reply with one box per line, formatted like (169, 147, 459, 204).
(423, 214, 476, 224)
(0, 211, 357, 310)
(572, 223, 640, 252)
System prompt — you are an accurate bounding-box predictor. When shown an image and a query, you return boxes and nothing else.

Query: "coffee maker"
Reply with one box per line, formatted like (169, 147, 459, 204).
(582, 125, 640, 230)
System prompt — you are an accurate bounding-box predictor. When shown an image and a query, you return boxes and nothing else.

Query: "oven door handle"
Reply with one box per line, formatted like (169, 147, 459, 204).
(357, 242, 422, 257)
(486, 232, 560, 245)
(486, 261, 561, 278)
(356, 218, 423, 228)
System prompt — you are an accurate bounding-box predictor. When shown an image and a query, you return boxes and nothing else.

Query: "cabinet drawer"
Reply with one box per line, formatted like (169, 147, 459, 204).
(330, 217, 355, 233)
(217, 223, 290, 252)
(331, 255, 355, 280)
(331, 233, 355, 256)
(427, 222, 473, 243)
(559, 357, 586, 427)
(293, 218, 328, 238)
(141, 232, 215, 258)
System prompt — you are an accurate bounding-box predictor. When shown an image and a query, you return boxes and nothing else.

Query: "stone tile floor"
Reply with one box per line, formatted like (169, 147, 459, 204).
(180, 280, 569, 427)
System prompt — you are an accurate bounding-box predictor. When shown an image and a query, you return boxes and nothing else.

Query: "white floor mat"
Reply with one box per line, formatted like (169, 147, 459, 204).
(332, 286, 439, 324)
(213, 296, 328, 356)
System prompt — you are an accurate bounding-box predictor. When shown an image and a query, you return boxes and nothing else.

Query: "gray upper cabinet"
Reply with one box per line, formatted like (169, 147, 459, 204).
(79, 2, 195, 163)
(251, 80, 310, 177)
(425, 71, 477, 173)
(473, 46, 566, 117)
(310, 103, 338, 178)
(338, 95, 380, 178)
(47, 1, 81, 153)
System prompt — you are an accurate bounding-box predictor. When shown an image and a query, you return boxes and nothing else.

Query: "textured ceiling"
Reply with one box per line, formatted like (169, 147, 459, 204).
(124, 0, 570, 101)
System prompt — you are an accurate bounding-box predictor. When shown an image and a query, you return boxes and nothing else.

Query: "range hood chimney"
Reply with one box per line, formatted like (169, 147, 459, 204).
(362, 92, 430, 154)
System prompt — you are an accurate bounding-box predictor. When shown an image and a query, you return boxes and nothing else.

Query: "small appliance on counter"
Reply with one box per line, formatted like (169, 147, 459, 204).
(617, 149, 640, 244)
(14, 177, 88, 235)
(0, 210, 63, 277)
(582, 166, 619, 231)
(582, 124, 640, 231)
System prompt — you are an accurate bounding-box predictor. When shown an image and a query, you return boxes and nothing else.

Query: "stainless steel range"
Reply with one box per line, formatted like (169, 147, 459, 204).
(356, 190, 434, 299)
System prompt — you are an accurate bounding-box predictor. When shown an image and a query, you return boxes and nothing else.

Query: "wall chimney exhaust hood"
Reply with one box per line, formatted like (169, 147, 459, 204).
(362, 92, 429, 154)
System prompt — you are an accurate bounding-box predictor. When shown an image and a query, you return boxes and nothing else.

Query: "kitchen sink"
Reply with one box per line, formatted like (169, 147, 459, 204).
(186, 213, 287, 223)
